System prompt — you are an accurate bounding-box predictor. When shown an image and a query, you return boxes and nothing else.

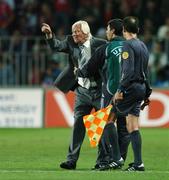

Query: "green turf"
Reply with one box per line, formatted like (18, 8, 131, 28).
(0, 128, 169, 180)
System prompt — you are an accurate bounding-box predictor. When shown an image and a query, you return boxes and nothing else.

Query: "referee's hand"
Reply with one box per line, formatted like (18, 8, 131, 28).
(113, 91, 123, 104)
(141, 98, 150, 110)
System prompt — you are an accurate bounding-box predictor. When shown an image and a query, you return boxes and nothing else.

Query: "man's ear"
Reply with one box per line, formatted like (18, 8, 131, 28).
(111, 29, 115, 34)
(111, 29, 115, 38)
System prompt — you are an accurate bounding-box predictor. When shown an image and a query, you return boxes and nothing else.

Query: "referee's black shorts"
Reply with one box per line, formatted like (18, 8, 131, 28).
(112, 82, 146, 117)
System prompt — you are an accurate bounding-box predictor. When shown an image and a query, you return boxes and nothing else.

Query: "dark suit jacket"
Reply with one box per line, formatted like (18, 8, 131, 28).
(47, 35, 107, 93)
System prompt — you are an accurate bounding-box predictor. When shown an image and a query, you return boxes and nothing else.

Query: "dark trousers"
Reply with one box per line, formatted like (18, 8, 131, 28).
(67, 86, 101, 162)
(96, 87, 130, 164)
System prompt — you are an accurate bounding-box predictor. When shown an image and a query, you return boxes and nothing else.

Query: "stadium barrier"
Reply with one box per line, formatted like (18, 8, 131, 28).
(45, 89, 169, 128)
(0, 88, 169, 128)
(0, 36, 67, 86)
(0, 88, 43, 128)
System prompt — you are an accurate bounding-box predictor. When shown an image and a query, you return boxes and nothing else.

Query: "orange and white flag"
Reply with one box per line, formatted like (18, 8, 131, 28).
(83, 105, 112, 147)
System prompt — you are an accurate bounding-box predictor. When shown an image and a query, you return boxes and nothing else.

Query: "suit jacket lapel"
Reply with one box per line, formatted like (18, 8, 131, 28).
(72, 47, 81, 67)
(90, 37, 96, 55)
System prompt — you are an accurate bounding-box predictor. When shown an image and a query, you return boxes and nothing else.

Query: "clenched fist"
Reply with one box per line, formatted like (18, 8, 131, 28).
(41, 23, 53, 39)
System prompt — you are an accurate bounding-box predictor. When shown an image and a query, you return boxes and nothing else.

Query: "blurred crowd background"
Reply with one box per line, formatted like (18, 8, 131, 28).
(0, 0, 169, 87)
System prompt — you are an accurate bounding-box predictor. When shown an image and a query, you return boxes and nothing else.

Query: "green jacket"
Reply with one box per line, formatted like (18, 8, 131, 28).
(106, 37, 124, 95)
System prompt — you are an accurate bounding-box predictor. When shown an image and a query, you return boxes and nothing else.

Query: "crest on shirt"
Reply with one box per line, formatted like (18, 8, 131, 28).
(122, 51, 129, 59)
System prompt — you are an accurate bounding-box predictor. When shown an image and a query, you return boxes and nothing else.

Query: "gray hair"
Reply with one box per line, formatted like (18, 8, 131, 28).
(72, 20, 91, 37)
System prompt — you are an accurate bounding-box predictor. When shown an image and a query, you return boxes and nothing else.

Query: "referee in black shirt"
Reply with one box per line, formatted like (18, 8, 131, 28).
(111, 16, 152, 171)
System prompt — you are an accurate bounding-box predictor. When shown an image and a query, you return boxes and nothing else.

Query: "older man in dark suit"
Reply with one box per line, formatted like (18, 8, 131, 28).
(41, 20, 106, 169)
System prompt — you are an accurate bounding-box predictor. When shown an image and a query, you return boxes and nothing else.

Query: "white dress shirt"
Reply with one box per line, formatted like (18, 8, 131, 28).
(78, 39, 92, 89)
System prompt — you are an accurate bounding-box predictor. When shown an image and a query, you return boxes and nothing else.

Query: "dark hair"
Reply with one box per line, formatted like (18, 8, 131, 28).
(107, 19, 123, 36)
(123, 16, 139, 33)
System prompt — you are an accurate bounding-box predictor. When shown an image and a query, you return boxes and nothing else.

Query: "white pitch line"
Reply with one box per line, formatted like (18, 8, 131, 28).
(0, 170, 169, 174)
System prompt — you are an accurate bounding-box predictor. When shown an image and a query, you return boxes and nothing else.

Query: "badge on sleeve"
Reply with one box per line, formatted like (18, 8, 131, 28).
(122, 51, 129, 60)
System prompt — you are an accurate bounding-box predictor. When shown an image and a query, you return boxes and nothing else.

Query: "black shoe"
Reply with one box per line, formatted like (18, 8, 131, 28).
(125, 163, 145, 171)
(128, 162, 134, 167)
(60, 161, 76, 170)
(91, 164, 100, 170)
(98, 159, 124, 171)
(91, 163, 107, 170)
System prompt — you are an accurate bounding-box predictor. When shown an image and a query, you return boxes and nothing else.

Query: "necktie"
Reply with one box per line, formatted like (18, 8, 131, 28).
(78, 45, 91, 89)
(79, 45, 89, 68)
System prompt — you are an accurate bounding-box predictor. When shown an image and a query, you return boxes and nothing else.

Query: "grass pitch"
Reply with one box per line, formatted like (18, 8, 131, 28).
(0, 128, 169, 180)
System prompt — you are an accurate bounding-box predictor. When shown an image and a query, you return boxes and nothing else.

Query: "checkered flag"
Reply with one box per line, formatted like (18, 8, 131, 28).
(83, 105, 112, 147)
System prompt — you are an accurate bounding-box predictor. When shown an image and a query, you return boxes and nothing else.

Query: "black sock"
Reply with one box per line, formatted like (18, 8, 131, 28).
(130, 130, 142, 166)
(105, 123, 121, 161)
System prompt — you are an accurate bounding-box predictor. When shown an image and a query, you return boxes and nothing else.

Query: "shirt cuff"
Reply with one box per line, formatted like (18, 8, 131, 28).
(117, 85, 126, 93)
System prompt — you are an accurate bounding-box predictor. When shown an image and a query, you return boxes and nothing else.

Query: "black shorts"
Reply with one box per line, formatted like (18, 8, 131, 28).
(112, 82, 146, 117)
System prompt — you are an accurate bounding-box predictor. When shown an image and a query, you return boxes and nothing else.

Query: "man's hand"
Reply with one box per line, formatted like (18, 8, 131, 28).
(41, 23, 53, 39)
(113, 91, 123, 104)
(74, 67, 78, 75)
(141, 98, 150, 110)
